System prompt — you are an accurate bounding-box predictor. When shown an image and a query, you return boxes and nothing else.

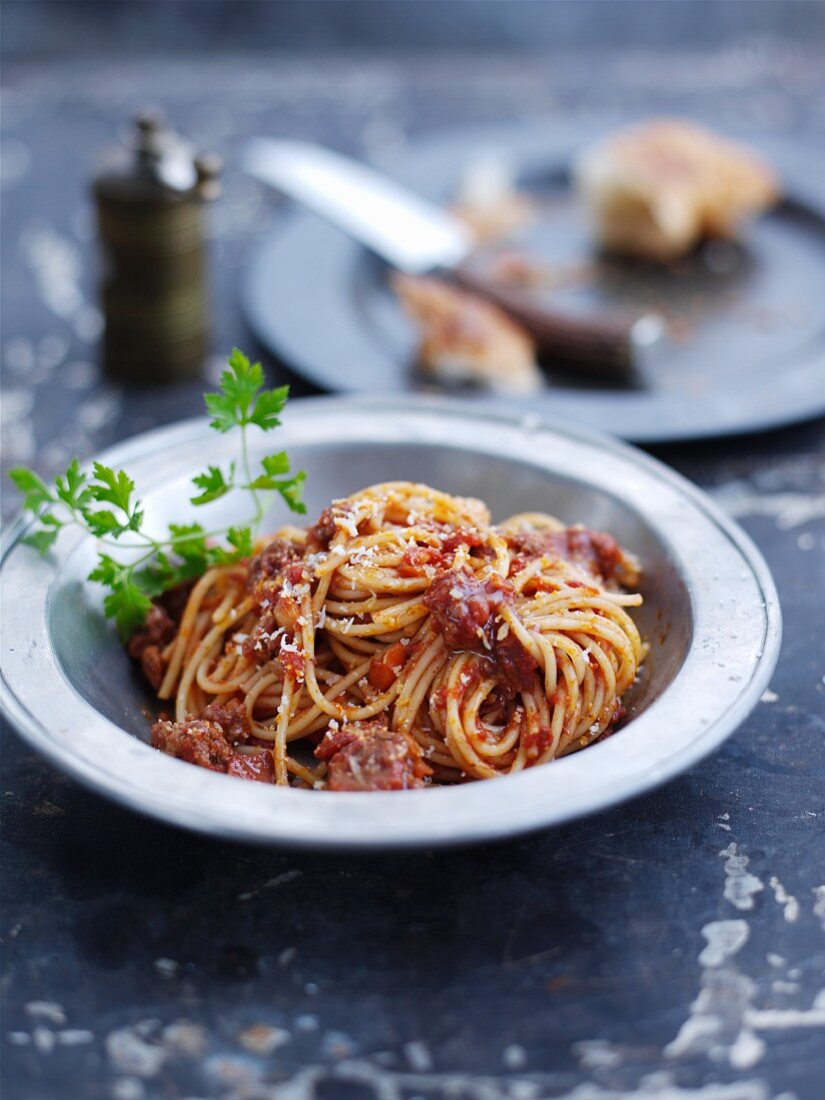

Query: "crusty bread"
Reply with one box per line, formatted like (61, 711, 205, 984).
(393, 274, 542, 394)
(575, 118, 779, 262)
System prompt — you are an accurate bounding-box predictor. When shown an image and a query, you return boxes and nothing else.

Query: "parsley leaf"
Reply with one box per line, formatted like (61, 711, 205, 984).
(204, 348, 290, 433)
(227, 526, 254, 557)
(132, 554, 182, 598)
(204, 347, 263, 431)
(261, 451, 291, 477)
(55, 458, 92, 512)
(10, 467, 53, 512)
(91, 463, 137, 516)
(84, 510, 129, 538)
(131, 568, 175, 599)
(90, 554, 153, 638)
(88, 554, 130, 587)
(191, 463, 234, 506)
(168, 523, 208, 566)
(247, 452, 307, 515)
(248, 472, 307, 514)
(276, 472, 307, 515)
(22, 528, 59, 555)
(11, 348, 308, 637)
(103, 584, 154, 639)
(249, 385, 289, 431)
(209, 525, 254, 565)
(204, 392, 239, 434)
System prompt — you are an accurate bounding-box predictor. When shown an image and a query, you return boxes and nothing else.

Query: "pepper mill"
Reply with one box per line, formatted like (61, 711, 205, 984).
(93, 111, 221, 384)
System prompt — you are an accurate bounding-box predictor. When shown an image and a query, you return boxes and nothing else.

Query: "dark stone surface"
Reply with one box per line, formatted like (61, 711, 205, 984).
(4, 1, 825, 59)
(1, 51, 824, 1100)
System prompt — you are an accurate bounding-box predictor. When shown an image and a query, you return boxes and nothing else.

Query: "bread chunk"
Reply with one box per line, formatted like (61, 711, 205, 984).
(393, 274, 542, 394)
(576, 118, 778, 262)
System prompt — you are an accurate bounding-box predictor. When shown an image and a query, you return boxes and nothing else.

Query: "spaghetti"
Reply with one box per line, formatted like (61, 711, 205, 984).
(130, 482, 647, 790)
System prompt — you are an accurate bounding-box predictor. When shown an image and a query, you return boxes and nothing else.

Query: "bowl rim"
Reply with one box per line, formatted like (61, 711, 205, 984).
(0, 395, 782, 849)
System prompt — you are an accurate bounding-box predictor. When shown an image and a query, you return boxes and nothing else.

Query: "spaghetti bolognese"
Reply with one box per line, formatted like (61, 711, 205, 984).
(129, 482, 647, 791)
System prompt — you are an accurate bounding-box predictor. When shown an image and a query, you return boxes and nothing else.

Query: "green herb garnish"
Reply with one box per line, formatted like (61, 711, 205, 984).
(10, 349, 306, 638)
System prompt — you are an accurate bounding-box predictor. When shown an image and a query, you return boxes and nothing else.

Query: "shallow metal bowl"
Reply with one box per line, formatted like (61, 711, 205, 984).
(0, 398, 780, 849)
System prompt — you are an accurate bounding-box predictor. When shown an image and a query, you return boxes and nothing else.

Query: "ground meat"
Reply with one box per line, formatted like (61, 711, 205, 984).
(398, 527, 491, 579)
(315, 722, 359, 762)
(244, 559, 310, 666)
(278, 642, 306, 683)
(315, 717, 431, 791)
(157, 579, 196, 623)
(201, 699, 251, 744)
(128, 605, 177, 690)
(151, 699, 272, 782)
(564, 527, 625, 580)
(247, 537, 303, 592)
(152, 714, 234, 772)
(424, 566, 512, 652)
(306, 506, 337, 552)
(128, 582, 196, 691)
(440, 527, 489, 556)
(227, 752, 275, 782)
(139, 645, 167, 692)
(424, 565, 538, 691)
(494, 628, 539, 692)
(504, 526, 634, 584)
(241, 607, 282, 664)
(128, 604, 175, 659)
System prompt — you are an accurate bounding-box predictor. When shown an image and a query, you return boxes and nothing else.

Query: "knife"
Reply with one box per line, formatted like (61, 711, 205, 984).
(242, 138, 662, 371)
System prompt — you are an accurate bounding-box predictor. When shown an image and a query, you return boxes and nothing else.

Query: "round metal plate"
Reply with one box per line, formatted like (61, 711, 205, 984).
(0, 398, 781, 848)
(242, 118, 825, 442)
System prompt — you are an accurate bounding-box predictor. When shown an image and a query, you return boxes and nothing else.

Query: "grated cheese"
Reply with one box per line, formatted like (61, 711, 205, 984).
(335, 514, 359, 538)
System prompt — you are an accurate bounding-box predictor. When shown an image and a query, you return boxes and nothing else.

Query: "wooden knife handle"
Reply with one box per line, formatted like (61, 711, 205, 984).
(454, 265, 660, 373)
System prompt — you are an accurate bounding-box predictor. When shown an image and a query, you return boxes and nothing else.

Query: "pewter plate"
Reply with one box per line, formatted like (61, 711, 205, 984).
(0, 398, 780, 849)
(242, 118, 825, 442)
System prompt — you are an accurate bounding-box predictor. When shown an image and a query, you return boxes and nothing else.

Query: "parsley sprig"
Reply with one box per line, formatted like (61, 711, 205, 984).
(10, 349, 306, 638)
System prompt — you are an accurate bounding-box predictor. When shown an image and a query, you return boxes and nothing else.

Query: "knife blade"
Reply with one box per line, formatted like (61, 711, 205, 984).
(243, 138, 473, 275)
(242, 138, 661, 371)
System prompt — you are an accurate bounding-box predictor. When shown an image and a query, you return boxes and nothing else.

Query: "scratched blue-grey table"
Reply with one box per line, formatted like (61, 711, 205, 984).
(1, 54, 824, 1100)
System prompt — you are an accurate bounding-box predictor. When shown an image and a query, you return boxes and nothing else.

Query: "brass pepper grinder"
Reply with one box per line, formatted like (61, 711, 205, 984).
(93, 111, 221, 384)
